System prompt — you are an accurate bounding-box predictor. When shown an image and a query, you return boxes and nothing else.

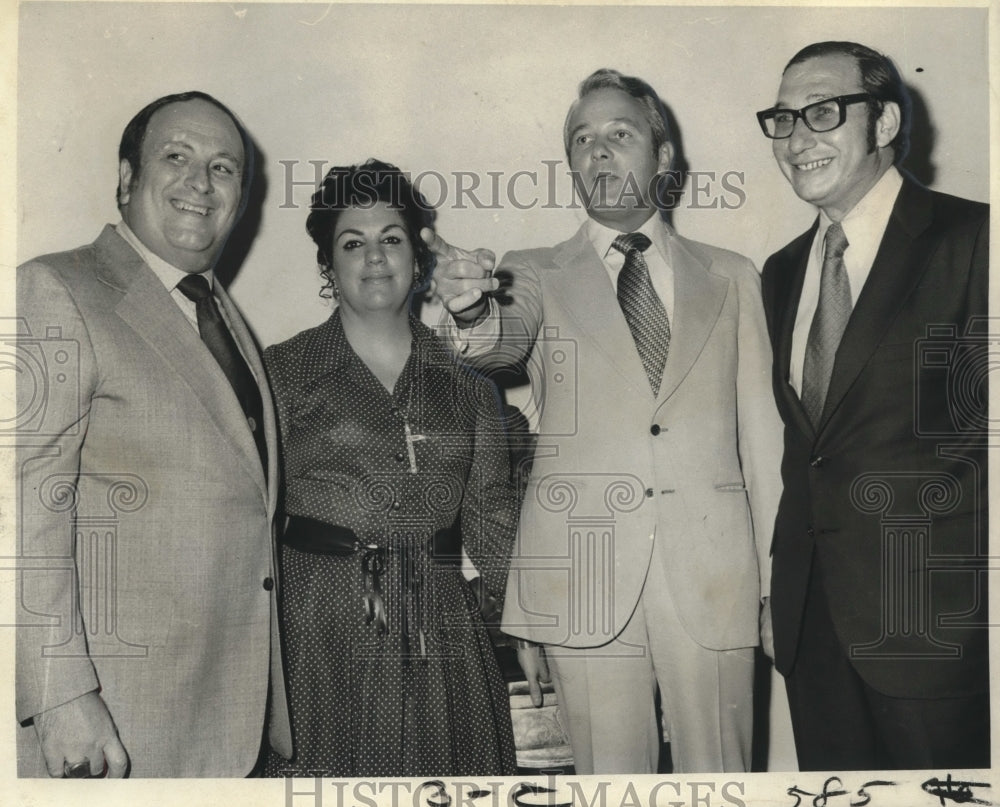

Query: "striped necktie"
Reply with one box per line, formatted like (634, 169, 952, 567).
(612, 232, 671, 395)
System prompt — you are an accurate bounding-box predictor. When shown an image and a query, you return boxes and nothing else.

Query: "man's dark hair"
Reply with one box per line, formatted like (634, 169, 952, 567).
(116, 91, 254, 207)
(785, 41, 911, 163)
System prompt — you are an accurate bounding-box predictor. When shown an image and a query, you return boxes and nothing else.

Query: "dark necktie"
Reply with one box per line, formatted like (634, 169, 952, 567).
(177, 274, 268, 475)
(801, 222, 851, 427)
(613, 232, 671, 395)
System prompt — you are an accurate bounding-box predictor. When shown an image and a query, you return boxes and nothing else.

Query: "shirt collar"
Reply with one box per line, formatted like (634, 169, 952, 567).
(817, 166, 902, 259)
(116, 220, 215, 291)
(586, 212, 668, 262)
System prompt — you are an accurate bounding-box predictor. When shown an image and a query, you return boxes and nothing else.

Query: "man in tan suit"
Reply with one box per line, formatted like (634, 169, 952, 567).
(15, 91, 291, 777)
(427, 69, 783, 773)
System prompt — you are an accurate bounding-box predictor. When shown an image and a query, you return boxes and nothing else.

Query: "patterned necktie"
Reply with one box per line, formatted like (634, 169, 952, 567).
(177, 274, 268, 474)
(613, 232, 671, 395)
(801, 222, 851, 428)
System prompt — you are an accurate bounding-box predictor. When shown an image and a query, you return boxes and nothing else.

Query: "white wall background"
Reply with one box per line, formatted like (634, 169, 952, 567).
(15, 2, 991, 774)
(18, 3, 989, 349)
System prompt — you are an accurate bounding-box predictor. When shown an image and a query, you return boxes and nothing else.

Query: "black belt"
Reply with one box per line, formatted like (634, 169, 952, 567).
(282, 515, 462, 656)
(283, 515, 461, 560)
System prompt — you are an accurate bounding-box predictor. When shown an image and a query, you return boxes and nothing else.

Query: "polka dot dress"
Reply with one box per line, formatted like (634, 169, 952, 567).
(262, 311, 518, 777)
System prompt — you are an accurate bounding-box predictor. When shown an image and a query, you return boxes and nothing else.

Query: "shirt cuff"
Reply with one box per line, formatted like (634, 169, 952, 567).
(441, 297, 500, 357)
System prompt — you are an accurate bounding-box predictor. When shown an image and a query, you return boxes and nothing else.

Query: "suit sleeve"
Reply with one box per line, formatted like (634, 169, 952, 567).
(15, 262, 101, 723)
(461, 377, 519, 607)
(967, 209, 988, 320)
(439, 250, 546, 372)
(732, 259, 784, 598)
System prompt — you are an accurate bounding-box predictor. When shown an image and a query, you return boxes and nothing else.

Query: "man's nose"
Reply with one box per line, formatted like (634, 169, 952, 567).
(786, 117, 816, 154)
(185, 162, 214, 194)
(591, 137, 612, 160)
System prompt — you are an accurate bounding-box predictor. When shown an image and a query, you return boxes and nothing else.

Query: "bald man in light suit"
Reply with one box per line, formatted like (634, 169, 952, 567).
(16, 91, 290, 777)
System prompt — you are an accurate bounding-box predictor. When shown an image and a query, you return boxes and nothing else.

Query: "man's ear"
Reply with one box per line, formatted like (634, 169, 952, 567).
(875, 101, 901, 149)
(118, 159, 134, 205)
(657, 141, 675, 174)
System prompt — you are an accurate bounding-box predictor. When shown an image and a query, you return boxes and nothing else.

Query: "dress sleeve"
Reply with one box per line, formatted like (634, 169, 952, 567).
(263, 341, 296, 446)
(460, 375, 520, 608)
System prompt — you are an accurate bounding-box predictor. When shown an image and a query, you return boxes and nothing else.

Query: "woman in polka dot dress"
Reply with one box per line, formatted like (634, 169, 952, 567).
(262, 160, 519, 777)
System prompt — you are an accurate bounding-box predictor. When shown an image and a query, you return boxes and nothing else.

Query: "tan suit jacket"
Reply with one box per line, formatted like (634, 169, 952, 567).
(15, 226, 291, 776)
(491, 221, 783, 650)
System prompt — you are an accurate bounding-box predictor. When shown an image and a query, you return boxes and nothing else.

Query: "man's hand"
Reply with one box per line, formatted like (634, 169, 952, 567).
(421, 228, 498, 325)
(33, 690, 129, 778)
(516, 642, 551, 708)
(760, 596, 774, 662)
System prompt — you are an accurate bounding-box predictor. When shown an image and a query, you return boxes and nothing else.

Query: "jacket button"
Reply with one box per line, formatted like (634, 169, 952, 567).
(394, 452, 406, 462)
(810, 455, 826, 468)
(806, 527, 815, 538)
(262, 577, 274, 591)
(650, 424, 661, 436)
(645, 488, 654, 498)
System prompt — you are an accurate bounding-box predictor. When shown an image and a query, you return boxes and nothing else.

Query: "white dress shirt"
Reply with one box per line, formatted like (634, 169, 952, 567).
(116, 220, 256, 372)
(585, 213, 674, 322)
(116, 220, 216, 332)
(789, 167, 903, 395)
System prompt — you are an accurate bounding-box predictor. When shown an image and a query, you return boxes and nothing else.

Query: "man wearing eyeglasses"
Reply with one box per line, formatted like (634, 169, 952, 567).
(756, 41, 989, 770)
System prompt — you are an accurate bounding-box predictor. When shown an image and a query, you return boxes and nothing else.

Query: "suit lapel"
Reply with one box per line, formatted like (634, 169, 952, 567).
(93, 227, 268, 499)
(216, 282, 275, 510)
(656, 232, 728, 403)
(820, 179, 934, 429)
(548, 227, 652, 391)
(771, 224, 818, 439)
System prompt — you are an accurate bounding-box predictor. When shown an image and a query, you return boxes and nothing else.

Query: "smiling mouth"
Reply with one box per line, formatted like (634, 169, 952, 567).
(793, 158, 833, 172)
(172, 200, 212, 216)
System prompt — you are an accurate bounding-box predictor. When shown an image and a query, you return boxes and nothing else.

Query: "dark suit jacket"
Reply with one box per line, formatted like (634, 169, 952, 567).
(761, 176, 989, 699)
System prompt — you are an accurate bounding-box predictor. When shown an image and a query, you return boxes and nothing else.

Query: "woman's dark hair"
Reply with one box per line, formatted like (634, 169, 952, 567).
(306, 159, 437, 298)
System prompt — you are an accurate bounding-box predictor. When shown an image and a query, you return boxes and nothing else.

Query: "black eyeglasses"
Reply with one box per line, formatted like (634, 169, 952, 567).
(756, 93, 873, 139)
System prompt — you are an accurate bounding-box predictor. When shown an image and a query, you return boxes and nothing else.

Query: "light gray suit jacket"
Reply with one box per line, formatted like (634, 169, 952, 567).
(15, 226, 291, 776)
(484, 220, 783, 650)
